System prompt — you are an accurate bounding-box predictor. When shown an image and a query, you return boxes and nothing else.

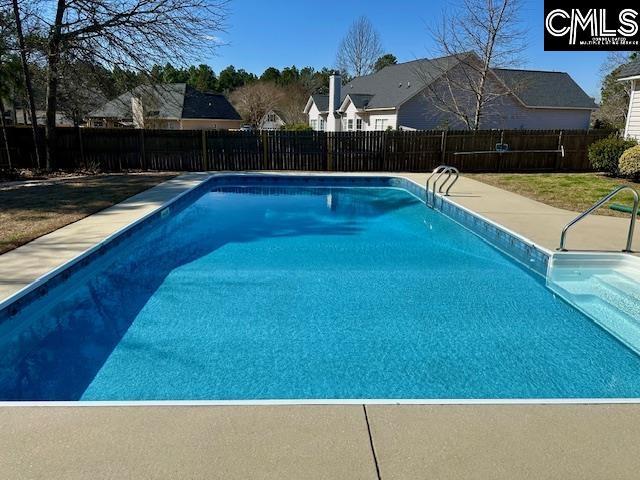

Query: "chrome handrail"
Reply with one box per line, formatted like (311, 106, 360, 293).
(558, 185, 639, 252)
(438, 167, 459, 196)
(432, 169, 451, 202)
(425, 165, 447, 207)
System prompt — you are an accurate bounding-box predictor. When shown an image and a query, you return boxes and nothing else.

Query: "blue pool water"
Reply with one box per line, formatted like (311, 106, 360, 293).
(2, 182, 640, 400)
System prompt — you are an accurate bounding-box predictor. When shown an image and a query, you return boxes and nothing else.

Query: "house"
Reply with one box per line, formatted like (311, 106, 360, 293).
(2, 101, 73, 127)
(304, 53, 597, 132)
(618, 59, 640, 140)
(86, 83, 242, 130)
(259, 110, 287, 130)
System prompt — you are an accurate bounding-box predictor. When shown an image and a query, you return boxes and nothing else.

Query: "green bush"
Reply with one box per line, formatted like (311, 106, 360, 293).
(618, 145, 640, 180)
(587, 135, 637, 175)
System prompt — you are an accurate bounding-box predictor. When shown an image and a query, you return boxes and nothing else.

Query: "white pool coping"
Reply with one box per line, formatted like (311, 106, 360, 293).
(1, 171, 639, 407)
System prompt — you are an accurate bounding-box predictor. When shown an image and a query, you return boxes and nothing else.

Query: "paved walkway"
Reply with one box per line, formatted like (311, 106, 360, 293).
(2, 172, 640, 479)
(418, 174, 639, 253)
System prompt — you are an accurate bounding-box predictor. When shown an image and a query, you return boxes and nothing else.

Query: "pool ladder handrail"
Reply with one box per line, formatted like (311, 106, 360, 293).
(425, 165, 460, 208)
(558, 185, 639, 252)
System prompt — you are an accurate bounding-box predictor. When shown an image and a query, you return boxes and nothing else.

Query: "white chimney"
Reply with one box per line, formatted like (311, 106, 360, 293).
(132, 96, 144, 128)
(327, 73, 342, 132)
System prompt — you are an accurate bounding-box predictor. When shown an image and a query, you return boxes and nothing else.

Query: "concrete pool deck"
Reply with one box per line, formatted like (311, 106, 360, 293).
(3, 404, 640, 479)
(1, 171, 640, 479)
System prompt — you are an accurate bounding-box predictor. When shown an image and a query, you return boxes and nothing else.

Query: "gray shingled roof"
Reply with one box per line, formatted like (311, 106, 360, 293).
(311, 94, 329, 112)
(311, 54, 596, 111)
(342, 54, 463, 109)
(492, 69, 597, 109)
(88, 83, 240, 120)
(182, 88, 242, 120)
(345, 94, 374, 109)
(617, 59, 640, 79)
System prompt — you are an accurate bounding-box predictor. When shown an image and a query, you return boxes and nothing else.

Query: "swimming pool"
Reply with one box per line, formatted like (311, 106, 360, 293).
(2, 175, 640, 401)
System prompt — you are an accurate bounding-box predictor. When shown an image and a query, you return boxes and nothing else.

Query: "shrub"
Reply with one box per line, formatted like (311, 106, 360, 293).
(618, 145, 640, 180)
(588, 135, 637, 175)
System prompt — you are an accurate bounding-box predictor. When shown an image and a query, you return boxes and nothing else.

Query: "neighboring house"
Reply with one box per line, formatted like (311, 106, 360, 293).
(87, 83, 242, 130)
(259, 110, 287, 130)
(1, 101, 74, 127)
(304, 53, 597, 132)
(618, 59, 640, 141)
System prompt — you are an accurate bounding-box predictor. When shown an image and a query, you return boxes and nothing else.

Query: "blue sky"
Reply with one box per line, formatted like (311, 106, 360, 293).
(207, 0, 609, 99)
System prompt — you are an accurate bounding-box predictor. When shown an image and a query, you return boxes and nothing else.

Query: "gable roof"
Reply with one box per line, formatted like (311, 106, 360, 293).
(310, 94, 329, 112)
(182, 88, 242, 120)
(492, 69, 597, 109)
(88, 83, 241, 120)
(307, 54, 596, 112)
(617, 59, 640, 80)
(341, 54, 464, 110)
(344, 94, 374, 109)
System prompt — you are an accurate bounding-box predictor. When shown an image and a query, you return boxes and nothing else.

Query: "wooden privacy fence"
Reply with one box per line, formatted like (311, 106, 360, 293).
(0, 127, 613, 172)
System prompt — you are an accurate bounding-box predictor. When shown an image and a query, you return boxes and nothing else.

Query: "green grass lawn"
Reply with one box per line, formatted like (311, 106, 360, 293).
(467, 173, 639, 216)
(0, 173, 176, 255)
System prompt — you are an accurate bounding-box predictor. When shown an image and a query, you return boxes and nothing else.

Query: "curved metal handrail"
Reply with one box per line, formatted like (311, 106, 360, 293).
(558, 185, 639, 252)
(432, 169, 452, 200)
(438, 167, 459, 196)
(425, 165, 447, 207)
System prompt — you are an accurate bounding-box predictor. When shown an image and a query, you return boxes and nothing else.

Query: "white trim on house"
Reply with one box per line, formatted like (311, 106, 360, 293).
(624, 80, 635, 137)
(624, 79, 640, 140)
(619, 75, 640, 82)
(302, 97, 315, 114)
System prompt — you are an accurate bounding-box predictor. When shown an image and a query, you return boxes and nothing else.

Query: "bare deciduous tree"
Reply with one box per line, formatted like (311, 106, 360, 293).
(595, 52, 639, 130)
(421, 0, 526, 130)
(10, 0, 41, 167)
(230, 81, 284, 129)
(336, 16, 383, 78)
(277, 83, 309, 126)
(36, 0, 228, 168)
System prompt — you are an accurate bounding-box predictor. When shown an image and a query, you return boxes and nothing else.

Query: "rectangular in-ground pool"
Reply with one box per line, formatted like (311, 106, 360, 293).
(2, 175, 640, 401)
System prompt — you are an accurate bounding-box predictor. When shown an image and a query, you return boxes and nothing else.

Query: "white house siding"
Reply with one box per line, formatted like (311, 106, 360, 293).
(340, 102, 369, 131)
(397, 87, 591, 130)
(260, 111, 286, 130)
(307, 103, 327, 131)
(367, 111, 397, 131)
(625, 80, 640, 141)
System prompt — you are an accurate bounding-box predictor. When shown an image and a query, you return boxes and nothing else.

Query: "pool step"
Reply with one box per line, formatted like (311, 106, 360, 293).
(547, 253, 640, 354)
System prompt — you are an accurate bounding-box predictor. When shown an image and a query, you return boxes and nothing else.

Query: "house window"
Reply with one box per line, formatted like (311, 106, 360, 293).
(347, 119, 354, 131)
(319, 118, 325, 131)
(374, 119, 387, 131)
(356, 118, 363, 131)
(267, 113, 277, 122)
(310, 119, 317, 130)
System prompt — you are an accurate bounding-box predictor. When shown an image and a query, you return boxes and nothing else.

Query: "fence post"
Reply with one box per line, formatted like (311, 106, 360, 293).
(139, 129, 146, 170)
(497, 130, 504, 172)
(77, 125, 85, 169)
(555, 130, 564, 170)
(262, 131, 268, 170)
(440, 130, 447, 165)
(201, 130, 208, 171)
(326, 133, 334, 171)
